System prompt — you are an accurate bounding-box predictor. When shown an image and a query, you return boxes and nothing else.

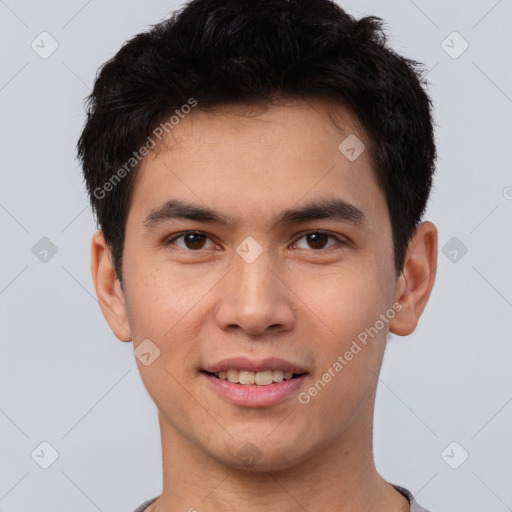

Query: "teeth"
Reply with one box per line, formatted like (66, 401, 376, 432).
(272, 370, 284, 382)
(227, 369, 239, 383)
(254, 370, 273, 385)
(238, 371, 255, 385)
(213, 369, 301, 385)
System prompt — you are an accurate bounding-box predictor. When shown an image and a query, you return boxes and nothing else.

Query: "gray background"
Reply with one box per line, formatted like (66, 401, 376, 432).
(1, 1, 511, 511)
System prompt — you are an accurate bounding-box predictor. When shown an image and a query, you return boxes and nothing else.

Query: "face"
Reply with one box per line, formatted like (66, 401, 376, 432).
(114, 100, 402, 470)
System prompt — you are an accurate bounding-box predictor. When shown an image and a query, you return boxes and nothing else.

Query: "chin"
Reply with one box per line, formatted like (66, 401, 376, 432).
(209, 434, 311, 473)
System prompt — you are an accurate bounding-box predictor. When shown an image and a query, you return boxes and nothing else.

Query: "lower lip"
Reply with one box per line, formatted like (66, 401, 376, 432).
(202, 372, 308, 407)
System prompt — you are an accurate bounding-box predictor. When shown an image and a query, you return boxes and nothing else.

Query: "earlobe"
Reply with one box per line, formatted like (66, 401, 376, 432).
(389, 221, 438, 336)
(90, 231, 132, 342)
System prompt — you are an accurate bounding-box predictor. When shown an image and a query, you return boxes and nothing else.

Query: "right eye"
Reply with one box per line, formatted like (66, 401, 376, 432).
(165, 231, 220, 251)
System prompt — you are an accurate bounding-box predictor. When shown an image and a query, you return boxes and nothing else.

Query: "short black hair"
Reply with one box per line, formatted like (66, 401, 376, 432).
(77, 0, 436, 281)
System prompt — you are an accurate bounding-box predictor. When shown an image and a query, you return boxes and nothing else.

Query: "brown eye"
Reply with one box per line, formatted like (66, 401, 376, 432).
(183, 233, 207, 249)
(293, 231, 341, 250)
(306, 233, 329, 249)
(167, 232, 216, 250)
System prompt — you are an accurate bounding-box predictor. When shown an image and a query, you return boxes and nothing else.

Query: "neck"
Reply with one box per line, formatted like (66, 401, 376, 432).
(150, 396, 409, 512)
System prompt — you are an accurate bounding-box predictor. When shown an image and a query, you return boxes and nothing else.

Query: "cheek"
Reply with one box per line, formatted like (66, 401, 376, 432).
(292, 261, 391, 346)
(123, 266, 205, 420)
(297, 285, 387, 433)
(123, 248, 217, 340)
(292, 262, 391, 405)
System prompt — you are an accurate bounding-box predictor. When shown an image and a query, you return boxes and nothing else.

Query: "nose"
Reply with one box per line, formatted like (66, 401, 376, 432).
(214, 247, 295, 337)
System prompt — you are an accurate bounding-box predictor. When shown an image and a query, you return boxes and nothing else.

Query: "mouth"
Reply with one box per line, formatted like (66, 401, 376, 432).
(200, 357, 310, 407)
(201, 357, 310, 406)
(201, 369, 306, 386)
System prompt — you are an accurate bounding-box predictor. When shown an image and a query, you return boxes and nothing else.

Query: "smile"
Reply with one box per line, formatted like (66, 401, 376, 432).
(208, 369, 305, 386)
(201, 370, 309, 407)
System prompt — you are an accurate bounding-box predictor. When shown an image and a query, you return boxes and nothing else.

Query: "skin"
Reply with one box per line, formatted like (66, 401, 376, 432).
(91, 99, 437, 512)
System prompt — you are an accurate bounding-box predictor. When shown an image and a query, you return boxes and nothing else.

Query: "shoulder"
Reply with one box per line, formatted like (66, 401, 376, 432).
(132, 497, 158, 512)
(392, 484, 434, 512)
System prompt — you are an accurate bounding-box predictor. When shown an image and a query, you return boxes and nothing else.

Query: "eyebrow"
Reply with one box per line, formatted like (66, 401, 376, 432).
(143, 198, 367, 230)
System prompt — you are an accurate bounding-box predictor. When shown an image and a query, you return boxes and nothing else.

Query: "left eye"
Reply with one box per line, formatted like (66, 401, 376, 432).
(292, 232, 341, 250)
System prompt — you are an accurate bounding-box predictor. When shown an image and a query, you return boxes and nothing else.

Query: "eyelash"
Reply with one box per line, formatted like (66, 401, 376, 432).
(165, 230, 347, 252)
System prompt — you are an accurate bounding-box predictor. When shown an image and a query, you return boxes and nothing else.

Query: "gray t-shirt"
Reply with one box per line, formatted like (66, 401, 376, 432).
(132, 484, 432, 511)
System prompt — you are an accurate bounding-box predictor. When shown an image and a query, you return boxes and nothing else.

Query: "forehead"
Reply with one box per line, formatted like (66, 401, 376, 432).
(149, 99, 366, 164)
(128, 99, 386, 230)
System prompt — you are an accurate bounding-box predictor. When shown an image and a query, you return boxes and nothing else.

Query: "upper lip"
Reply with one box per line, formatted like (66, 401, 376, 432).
(203, 357, 308, 374)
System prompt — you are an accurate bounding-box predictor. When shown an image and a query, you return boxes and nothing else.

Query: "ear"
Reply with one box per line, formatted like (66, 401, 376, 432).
(389, 221, 438, 336)
(90, 231, 132, 342)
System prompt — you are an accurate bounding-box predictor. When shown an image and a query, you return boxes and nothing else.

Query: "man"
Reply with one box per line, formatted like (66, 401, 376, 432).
(78, 0, 438, 510)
